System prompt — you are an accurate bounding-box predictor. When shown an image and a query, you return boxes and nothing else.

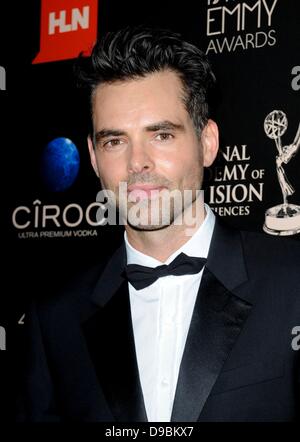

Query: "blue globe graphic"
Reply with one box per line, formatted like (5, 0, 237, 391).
(41, 137, 80, 192)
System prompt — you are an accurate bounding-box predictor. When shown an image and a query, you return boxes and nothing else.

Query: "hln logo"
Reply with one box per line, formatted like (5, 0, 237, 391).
(49, 6, 89, 35)
(0, 66, 6, 90)
(0, 326, 6, 350)
(32, 0, 98, 64)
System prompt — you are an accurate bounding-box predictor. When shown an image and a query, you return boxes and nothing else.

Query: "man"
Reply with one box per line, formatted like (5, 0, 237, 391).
(17, 26, 300, 422)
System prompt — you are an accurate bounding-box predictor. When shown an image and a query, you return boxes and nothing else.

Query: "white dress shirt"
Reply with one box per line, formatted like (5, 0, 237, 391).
(124, 204, 215, 422)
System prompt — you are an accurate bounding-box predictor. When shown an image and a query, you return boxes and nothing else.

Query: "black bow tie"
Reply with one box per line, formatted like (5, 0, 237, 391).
(122, 252, 207, 290)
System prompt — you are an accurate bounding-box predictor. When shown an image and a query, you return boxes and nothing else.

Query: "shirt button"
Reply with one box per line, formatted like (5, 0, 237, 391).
(161, 378, 169, 386)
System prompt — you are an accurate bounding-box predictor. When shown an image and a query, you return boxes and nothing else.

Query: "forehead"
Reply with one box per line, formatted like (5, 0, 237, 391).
(91, 70, 190, 129)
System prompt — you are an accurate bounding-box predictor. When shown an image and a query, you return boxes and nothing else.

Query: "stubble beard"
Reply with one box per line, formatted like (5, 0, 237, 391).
(119, 174, 204, 232)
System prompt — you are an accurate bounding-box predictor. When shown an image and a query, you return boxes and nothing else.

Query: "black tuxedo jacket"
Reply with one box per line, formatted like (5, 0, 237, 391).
(17, 218, 300, 422)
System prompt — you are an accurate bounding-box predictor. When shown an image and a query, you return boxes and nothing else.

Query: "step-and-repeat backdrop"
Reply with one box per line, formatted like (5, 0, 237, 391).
(1, 0, 299, 413)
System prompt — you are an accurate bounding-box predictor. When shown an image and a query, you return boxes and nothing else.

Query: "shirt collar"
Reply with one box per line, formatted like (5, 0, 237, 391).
(124, 204, 215, 267)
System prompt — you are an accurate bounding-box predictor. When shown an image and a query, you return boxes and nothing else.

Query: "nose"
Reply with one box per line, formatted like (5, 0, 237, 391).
(127, 140, 155, 175)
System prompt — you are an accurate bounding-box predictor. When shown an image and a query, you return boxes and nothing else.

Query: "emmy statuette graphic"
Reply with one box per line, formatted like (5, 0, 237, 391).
(263, 110, 300, 235)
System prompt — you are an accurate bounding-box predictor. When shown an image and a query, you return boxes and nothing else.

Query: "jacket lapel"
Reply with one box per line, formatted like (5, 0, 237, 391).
(171, 219, 253, 422)
(81, 245, 148, 422)
(82, 218, 254, 423)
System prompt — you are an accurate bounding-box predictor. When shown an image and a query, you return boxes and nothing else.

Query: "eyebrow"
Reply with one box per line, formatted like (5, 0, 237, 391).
(94, 120, 185, 144)
(144, 120, 185, 133)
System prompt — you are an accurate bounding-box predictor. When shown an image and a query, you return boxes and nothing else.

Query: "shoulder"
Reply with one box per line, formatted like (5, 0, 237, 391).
(238, 229, 300, 305)
(212, 215, 300, 273)
(240, 229, 300, 269)
(32, 254, 113, 324)
(212, 216, 300, 294)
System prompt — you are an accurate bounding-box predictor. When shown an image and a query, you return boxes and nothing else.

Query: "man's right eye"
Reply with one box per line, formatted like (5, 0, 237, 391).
(103, 139, 123, 148)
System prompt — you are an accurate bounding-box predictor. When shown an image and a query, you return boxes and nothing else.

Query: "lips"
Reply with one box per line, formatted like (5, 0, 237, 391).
(127, 184, 166, 201)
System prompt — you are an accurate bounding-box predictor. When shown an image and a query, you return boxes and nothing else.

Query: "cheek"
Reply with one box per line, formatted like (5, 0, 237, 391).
(161, 152, 202, 182)
(97, 157, 124, 188)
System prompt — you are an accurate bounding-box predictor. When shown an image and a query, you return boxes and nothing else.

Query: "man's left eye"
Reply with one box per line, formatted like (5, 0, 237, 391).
(156, 133, 174, 141)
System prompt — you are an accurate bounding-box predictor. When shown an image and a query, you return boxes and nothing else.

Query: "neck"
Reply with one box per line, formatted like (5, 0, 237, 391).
(125, 197, 206, 262)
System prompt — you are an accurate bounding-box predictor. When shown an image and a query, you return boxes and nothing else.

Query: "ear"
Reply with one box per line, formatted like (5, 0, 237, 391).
(87, 135, 99, 177)
(201, 119, 219, 167)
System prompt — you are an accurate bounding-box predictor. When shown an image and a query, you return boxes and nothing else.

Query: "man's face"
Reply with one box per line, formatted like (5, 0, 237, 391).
(88, 69, 218, 230)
